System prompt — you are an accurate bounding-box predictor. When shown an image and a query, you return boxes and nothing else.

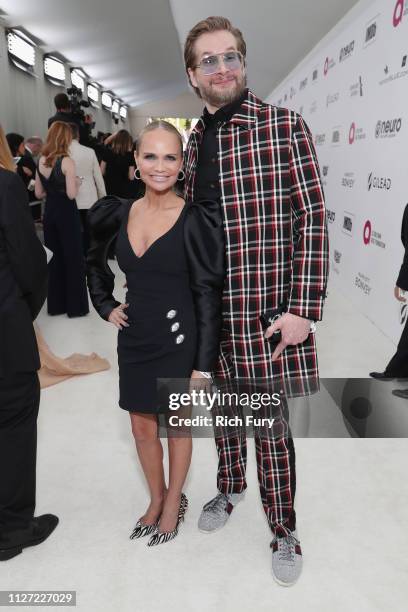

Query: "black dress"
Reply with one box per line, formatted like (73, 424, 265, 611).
(101, 148, 134, 197)
(86, 196, 225, 413)
(38, 157, 89, 317)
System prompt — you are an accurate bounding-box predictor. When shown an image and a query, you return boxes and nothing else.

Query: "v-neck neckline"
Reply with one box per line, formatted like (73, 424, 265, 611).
(126, 201, 186, 260)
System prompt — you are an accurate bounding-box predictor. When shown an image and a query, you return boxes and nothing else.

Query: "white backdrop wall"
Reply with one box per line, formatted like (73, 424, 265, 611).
(0, 20, 128, 139)
(267, 0, 408, 345)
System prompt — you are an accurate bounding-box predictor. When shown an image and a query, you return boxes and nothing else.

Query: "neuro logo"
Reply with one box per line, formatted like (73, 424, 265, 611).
(326, 209, 335, 223)
(375, 118, 402, 138)
(349, 122, 356, 144)
(322, 165, 329, 177)
(312, 69, 318, 81)
(393, 0, 405, 27)
(363, 220, 372, 245)
(334, 250, 342, 264)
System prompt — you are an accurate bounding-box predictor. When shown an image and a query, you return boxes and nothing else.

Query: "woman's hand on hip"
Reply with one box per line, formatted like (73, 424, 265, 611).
(108, 303, 129, 330)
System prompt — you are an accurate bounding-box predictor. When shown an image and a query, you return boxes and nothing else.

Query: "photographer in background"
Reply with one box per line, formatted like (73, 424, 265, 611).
(48, 92, 90, 145)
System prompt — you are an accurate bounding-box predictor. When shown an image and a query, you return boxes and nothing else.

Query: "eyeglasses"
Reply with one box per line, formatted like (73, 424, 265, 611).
(194, 51, 243, 75)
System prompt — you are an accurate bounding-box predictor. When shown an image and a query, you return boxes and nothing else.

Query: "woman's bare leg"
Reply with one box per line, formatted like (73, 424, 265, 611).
(129, 412, 167, 524)
(158, 415, 192, 532)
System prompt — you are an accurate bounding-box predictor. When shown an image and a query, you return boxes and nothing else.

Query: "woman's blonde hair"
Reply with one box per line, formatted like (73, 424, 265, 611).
(42, 121, 73, 167)
(135, 120, 183, 156)
(0, 124, 16, 172)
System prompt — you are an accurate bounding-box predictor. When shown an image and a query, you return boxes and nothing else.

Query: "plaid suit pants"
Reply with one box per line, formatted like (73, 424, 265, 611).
(213, 380, 296, 537)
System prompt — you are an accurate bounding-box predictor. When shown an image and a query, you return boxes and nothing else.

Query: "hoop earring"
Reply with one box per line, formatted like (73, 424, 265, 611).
(177, 169, 185, 181)
(134, 168, 141, 180)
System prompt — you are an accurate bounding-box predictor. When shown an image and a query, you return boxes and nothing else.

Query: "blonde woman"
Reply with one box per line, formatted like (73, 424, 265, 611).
(35, 121, 89, 317)
(87, 120, 224, 545)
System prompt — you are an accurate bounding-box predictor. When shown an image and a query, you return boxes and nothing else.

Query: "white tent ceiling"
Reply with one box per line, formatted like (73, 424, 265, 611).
(0, 0, 362, 108)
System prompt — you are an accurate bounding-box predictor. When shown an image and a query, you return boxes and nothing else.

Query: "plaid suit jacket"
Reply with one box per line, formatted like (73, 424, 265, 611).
(184, 89, 329, 394)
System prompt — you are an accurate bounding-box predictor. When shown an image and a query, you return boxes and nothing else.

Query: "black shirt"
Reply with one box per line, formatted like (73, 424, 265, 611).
(48, 112, 89, 145)
(194, 89, 247, 201)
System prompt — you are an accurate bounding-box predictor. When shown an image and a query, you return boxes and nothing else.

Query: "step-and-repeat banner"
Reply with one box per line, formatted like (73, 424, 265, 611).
(267, 0, 408, 344)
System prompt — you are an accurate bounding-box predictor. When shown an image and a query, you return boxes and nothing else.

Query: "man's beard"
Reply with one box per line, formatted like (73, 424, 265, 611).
(198, 72, 247, 108)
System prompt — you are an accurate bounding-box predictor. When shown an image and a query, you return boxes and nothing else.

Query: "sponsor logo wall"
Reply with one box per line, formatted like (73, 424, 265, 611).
(267, 0, 408, 344)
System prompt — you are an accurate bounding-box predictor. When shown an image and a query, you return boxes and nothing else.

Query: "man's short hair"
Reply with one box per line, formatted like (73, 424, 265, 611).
(54, 92, 70, 110)
(184, 16, 247, 97)
(69, 123, 80, 140)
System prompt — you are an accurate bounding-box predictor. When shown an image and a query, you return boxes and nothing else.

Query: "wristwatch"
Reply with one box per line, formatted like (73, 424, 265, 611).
(198, 371, 213, 379)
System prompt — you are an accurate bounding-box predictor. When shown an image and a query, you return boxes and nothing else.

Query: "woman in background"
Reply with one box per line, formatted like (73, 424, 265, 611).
(35, 121, 89, 318)
(100, 129, 135, 198)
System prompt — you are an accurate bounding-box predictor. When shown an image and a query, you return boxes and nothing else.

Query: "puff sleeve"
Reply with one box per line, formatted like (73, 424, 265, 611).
(86, 195, 129, 320)
(183, 199, 225, 372)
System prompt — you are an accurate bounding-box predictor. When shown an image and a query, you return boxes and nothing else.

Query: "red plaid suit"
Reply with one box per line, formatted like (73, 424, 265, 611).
(185, 89, 329, 535)
(185, 89, 328, 393)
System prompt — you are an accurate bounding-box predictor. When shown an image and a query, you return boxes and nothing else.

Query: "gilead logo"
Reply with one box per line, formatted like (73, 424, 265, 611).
(349, 122, 356, 144)
(363, 220, 372, 245)
(393, 0, 405, 26)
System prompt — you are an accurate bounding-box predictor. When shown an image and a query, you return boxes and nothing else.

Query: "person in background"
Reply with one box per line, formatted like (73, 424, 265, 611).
(69, 123, 106, 254)
(48, 93, 89, 145)
(25, 136, 43, 160)
(35, 122, 89, 318)
(0, 123, 58, 562)
(6, 133, 35, 192)
(24, 137, 44, 221)
(100, 129, 135, 197)
(370, 203, 408, 393)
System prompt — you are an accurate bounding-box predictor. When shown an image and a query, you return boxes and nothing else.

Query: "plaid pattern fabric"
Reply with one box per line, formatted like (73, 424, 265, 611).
(185, 90, 329, 395)
(212, 391, 296, 535)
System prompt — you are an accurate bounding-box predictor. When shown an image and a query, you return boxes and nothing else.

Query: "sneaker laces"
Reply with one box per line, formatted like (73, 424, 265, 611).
(273, 533, 300, 562)
(203, 493, 228, 515)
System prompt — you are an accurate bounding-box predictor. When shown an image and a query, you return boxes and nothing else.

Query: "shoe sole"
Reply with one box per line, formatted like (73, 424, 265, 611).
(197, 521, 228, 534)
(271, 572, 299, 587)
(0, 547, 23, 561)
